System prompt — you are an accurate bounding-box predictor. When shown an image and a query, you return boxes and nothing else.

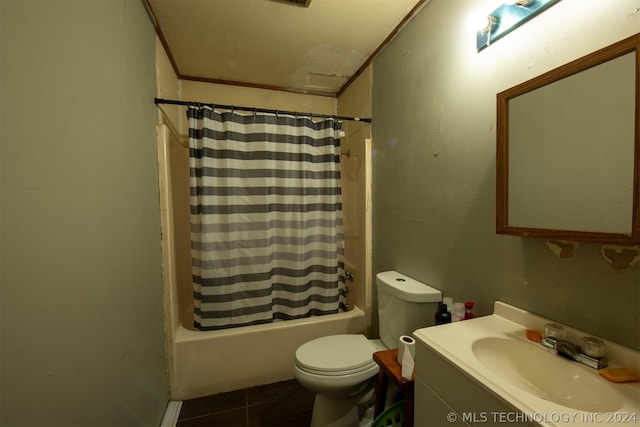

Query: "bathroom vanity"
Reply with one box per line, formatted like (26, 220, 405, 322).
(413, 302, 640, 427)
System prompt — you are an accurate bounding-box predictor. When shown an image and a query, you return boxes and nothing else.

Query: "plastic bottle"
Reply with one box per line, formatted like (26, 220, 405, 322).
(442, 296, 453, 314)
(452, 302, 465, 322)
(464, 301, 474, 320)
(435, 304, 452, 325)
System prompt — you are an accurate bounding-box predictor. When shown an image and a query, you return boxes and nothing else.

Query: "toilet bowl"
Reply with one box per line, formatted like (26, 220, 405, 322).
(293, 334, 382, 427)
(293, 271, 442, 427)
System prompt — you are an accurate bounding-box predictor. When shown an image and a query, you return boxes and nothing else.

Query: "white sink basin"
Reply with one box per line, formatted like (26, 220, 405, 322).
(414, 302, 640, 426)
(472, 337, 623, 412)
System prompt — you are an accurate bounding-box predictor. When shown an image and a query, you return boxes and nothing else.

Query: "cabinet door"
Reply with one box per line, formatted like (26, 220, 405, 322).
(415, 342, 536, 427)
(415, 376, 469, 427)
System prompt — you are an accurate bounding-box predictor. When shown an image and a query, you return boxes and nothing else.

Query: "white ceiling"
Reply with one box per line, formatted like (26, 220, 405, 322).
(145, 0, 426, 97)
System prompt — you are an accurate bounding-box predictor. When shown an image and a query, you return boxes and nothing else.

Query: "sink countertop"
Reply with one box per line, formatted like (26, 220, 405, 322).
(413, 301, 640, 427)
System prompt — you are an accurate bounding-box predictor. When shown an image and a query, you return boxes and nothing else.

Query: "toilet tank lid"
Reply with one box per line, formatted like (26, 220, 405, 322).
(376, 271, 442, 303)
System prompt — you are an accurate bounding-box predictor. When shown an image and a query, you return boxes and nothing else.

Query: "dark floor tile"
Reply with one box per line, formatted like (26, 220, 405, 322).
(247, 400, 313, 427)
(177, 408, 247, 427)
(247, 380, 314, 427)
(179, 380, 314, 427)
(247, 379, 312, 406)
(179, 390, 247, 420)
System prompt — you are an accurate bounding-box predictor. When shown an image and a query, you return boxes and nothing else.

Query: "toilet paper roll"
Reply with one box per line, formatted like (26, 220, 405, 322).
(397, 335, 416, 365)
(401, 346, 415, 380)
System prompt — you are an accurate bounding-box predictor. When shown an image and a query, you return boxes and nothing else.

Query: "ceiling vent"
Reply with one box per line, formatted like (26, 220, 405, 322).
(270, 0, 312, 7)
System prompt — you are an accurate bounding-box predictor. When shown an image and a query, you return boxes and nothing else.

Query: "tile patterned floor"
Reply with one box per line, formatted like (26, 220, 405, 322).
(177, 379, 314, 427)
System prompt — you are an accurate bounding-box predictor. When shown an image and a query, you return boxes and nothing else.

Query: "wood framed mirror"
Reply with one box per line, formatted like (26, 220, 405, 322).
(496, 33, 640, 245)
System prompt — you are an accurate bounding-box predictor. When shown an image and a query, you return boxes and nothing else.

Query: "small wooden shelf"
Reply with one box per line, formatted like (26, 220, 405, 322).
(373, 349, 415, 426)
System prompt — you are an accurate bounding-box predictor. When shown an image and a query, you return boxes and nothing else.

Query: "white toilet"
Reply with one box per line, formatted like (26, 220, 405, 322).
(293, 271, 442, 427)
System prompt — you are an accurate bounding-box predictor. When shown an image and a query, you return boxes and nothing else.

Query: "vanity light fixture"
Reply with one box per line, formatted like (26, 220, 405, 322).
(477, 0, 562, 51)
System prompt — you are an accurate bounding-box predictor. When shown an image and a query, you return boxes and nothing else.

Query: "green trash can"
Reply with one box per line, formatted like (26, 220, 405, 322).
(372, 400, 406, 427)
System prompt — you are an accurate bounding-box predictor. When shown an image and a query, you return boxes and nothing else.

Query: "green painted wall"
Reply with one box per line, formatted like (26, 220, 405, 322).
(372, 0, 640, 349)
(1, 1, 168, 424)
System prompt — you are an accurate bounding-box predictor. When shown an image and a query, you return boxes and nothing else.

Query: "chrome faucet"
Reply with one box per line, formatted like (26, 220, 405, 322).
(541, 336, 608, 370)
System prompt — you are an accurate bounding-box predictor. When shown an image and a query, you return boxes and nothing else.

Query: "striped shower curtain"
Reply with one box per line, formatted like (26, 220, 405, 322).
(188, 105, 346, 331)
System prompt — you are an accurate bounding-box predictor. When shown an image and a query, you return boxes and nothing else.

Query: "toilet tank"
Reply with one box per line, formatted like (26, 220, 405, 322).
(376, 271, 442, 349)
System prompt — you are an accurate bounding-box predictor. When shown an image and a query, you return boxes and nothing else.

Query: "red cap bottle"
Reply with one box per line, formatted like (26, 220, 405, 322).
(464, 301, 474, 320)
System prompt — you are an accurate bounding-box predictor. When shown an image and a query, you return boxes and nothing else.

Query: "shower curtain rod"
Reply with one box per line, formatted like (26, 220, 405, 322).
(154, 98, 372, 123)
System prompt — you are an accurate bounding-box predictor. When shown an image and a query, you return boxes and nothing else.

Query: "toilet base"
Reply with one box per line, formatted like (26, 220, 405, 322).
(309, 386, 374, 427)
(310, 395, 363, 427)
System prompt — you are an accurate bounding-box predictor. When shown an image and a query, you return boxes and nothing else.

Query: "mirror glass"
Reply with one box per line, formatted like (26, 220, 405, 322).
(497, 34, 639, 244)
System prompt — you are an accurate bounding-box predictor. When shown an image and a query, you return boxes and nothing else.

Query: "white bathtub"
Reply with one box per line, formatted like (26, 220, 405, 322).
(168, 307, 366, 400)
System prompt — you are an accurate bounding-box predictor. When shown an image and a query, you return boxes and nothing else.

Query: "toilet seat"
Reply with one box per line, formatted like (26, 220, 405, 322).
(295, 334, 377, 376)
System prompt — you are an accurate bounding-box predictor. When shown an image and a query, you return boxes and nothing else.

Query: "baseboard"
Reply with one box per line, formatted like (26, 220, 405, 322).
(160, 401, 183, 427)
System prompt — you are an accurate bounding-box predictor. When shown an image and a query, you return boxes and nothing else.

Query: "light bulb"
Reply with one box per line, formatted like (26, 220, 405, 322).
(480, 15, 498, 34)
(505, 0, 533, 6)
